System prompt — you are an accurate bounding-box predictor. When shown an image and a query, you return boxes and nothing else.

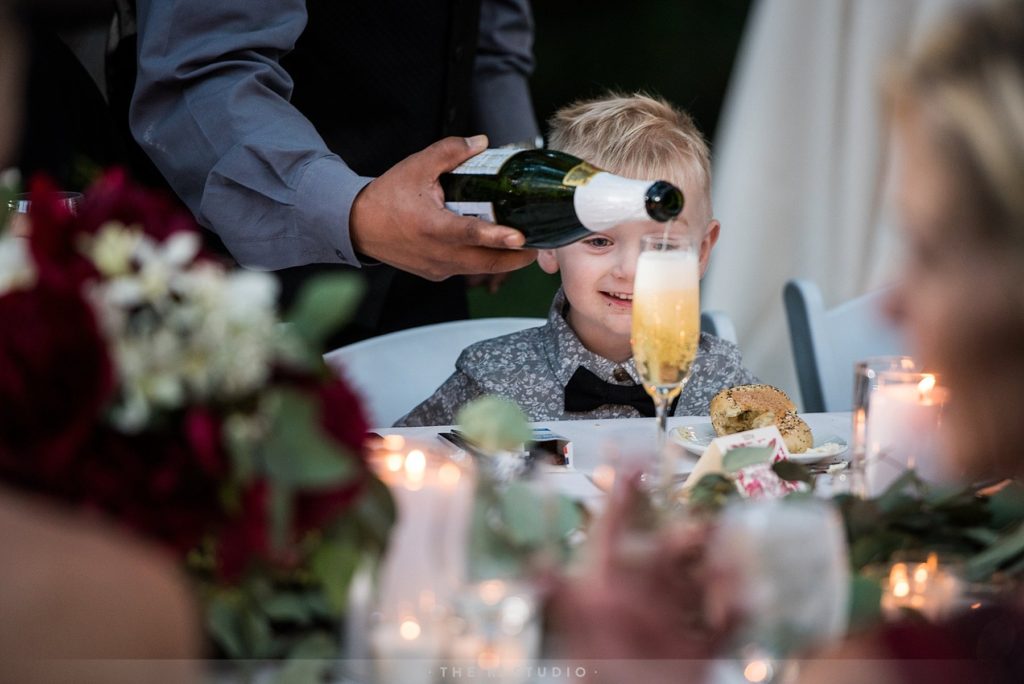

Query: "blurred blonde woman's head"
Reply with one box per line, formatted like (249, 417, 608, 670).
(889, 0, 1024, 475)
(547, 92, 714, 228)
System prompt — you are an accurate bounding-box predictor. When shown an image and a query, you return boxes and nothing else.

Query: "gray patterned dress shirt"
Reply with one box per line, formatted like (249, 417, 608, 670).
(395, 290, 759, 426)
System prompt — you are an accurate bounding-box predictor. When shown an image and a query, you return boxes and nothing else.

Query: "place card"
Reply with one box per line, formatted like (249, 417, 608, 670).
(683, 426, 805, 498)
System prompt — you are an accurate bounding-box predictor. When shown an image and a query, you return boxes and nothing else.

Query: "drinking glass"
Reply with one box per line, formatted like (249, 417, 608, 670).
(707, 499, 849, 682)
(630, 232, 700, 504)
(4, 191, 83, 237)
(849, 356, 920, 496)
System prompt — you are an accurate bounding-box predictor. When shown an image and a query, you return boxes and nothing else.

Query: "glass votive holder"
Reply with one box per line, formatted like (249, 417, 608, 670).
(878, 551, 962, 622)
(849, 356, 920, 496)
(863, 370, 952, 496)
(445, 579, 541, 684)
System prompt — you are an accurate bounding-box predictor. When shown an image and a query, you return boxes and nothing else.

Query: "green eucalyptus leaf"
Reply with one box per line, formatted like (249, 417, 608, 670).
(772, 459, 813, 484)
(242, 603, 275, 659)
(310, 541, 361, 613)
(553, 495, 584, 538)
(925, 483, 973, 508)
(263, 389, 356, 488)
(847, 575, 883, 631)
(272, 656, 333, 684)
(876, 470, 922, 512)
(286, 631, 339, 660)
(722, 446, 774, 473)
(261, 593, 313, 625)
(456, 396, 531, 453)
(966, 522, 1024, 581)
(269, 481, 292, 553)
(988, 483, 1024, 529)
(500, 482, 547, 547)
(207, 593, 245, 659)
(285, 273, 364, 349)
(956, 526, 1001, 547)
(354, 475, 396, 550)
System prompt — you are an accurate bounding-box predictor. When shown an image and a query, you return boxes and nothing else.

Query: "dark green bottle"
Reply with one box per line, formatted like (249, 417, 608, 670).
(441, 148, 684, 248)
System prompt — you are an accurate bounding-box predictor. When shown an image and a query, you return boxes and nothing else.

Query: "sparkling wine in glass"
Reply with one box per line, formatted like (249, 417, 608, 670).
(630, 232, 700, 503)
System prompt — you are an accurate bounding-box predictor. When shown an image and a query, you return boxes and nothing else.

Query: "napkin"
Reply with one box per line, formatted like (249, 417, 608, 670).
(682, 426, 806, 498)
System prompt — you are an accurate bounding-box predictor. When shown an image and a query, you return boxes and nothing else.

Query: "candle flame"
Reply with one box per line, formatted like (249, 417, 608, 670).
(479, 579, 507, 606)
(913, 563, 929, 585)
(743, 659, 771, 683)
(917, 374, 936, 403)
(399, 619, 421, 641)
(382, 434, 406, 451)
(385, 453, 404, 473)
(439, 462, 461, 487)
(406, 449, 426, 480)
(893, 579, 911, 598)
(477, 646, 501, 670)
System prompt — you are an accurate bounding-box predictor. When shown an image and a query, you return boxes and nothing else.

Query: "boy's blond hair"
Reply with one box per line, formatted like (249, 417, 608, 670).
(547, 92, 713, 224)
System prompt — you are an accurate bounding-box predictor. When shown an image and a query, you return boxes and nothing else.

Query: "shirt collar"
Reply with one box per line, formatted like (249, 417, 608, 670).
(541, 288, 642, 387)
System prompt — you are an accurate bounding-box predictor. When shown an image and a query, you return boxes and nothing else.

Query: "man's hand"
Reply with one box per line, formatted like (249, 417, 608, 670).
(349, 135, 537, 281)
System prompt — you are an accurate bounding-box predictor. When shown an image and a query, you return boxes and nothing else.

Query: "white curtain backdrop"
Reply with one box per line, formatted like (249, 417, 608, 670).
(705, 0, 979, 407)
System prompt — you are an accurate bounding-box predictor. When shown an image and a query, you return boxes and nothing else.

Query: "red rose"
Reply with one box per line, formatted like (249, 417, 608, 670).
(217, 479, 270, 582)
(76, 422, 228, 554)
(27, 170, 203, 292)
(294, 376, 370, 533)
(0, 287, 113, 482)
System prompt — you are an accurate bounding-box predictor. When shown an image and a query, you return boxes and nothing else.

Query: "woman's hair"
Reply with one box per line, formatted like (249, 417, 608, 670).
(891, 0, 1024, 246)
(547, 92, 713, 223)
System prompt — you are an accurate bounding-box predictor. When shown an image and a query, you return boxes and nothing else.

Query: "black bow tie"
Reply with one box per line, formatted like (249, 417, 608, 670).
(564, 366, 679, 417)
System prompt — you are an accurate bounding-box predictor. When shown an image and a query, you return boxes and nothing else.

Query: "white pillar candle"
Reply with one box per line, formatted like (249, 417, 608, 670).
(359, 436, 476, 669)
(864, 373, 951, 496)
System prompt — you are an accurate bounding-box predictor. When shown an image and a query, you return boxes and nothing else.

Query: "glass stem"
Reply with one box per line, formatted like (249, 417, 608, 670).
(654, 390, 673, 506)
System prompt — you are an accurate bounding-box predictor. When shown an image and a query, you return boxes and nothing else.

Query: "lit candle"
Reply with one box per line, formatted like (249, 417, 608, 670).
(864, 372, 951, 495)
(370, 617, 442, 684)
(364, 437, 476, 665)
(880, 553, 960, 621)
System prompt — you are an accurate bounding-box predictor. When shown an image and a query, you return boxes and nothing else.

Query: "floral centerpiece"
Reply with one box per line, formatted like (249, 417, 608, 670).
(0, 171, 394, 668)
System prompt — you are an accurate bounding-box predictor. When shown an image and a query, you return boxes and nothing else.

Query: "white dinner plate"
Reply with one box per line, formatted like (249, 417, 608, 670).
(670, 419, 848, 464)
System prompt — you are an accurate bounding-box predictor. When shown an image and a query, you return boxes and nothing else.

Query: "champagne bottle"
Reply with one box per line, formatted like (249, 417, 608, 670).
(441, 148, 684, 248)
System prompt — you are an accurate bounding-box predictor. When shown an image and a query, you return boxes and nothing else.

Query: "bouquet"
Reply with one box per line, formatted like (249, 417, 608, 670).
(0, 171, 393, 664)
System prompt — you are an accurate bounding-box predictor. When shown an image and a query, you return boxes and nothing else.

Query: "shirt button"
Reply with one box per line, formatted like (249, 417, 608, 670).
(335, 249, 344, 259)
(612, 367, 630, 382)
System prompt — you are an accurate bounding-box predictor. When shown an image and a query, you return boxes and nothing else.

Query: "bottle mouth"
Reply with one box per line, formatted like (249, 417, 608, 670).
(644, 181, 684, 222)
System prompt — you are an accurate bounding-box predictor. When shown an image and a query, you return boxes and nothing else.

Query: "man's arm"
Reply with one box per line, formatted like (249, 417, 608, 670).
(131, 0, 365, 270)
(132, 0, 536, 278)
(472, 0, 541, 147)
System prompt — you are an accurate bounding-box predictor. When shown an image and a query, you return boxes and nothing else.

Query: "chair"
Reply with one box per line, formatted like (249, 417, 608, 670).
(324, 317, 545, 427)
(783, 278, 907, 413)
(700, 310, 738, 345)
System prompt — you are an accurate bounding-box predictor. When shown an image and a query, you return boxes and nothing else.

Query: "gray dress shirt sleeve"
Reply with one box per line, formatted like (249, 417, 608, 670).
(130, 0, 369, 271)
(473, 0, 541, 147)
(394, 370, 484, 427)
(130, 0, 539, 271)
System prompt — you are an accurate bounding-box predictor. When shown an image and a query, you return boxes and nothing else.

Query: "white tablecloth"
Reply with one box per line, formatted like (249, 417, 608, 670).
(376, 412, 853, 505)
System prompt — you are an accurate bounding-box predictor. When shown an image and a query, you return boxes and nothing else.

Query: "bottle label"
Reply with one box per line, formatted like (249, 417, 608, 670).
(447, 148, 522, 175)
(445, 201, 496, 223)
(562, 162, 601, 187)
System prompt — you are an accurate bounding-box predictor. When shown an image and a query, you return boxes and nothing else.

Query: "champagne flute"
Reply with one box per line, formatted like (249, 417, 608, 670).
(630, 232, 700, 505)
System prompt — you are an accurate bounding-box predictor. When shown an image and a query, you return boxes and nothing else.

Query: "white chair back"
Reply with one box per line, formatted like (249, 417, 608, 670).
(700, 310, 738, 345)
(324, 317, 545, 428)
(783, 279, 907, 412)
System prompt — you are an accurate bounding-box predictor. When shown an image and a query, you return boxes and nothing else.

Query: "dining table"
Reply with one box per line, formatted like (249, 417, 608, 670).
(375, 412, 854, 507)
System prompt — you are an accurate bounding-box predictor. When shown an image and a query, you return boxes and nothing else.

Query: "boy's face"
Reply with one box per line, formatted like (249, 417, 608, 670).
(539, 178, 720, 362)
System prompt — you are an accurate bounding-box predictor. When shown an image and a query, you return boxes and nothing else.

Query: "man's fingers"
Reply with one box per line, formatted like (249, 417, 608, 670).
(415, 134, 489, 174)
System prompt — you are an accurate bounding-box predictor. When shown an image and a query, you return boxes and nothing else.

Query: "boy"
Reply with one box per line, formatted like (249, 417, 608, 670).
(396, 93, 757, 426)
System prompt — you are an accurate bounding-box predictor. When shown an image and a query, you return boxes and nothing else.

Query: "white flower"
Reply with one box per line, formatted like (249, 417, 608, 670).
(83, 222, 142, 278)
(0, 236, 35, 294)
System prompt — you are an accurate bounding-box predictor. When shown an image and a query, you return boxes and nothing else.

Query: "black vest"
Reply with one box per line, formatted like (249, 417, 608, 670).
(277, 0, 483, 346)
